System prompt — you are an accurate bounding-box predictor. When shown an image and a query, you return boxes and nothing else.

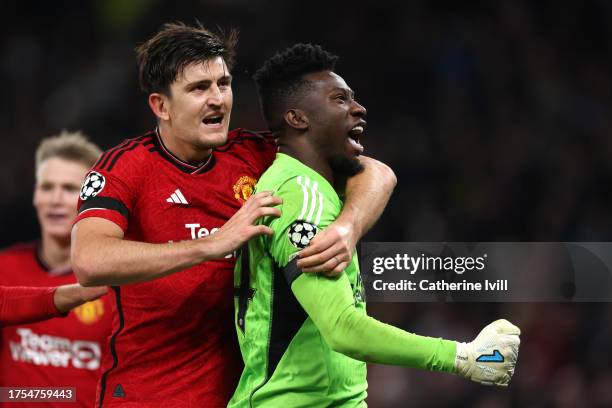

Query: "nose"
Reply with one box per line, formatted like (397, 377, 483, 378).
(351, 100, 367, 118)
(50, 187, 63, 205)
(206, 84, 223, 108)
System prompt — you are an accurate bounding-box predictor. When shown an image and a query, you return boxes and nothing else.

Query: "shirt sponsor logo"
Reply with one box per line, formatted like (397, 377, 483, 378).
(9, 328, 101, 370)
(184, 224, 235, 258)
(73, 298, 105, 325)
(233, 175, 257, 204)
(185, 224, 219, 239)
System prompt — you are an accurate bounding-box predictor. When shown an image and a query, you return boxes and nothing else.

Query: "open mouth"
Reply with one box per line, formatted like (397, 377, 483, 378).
(46, 213, 68, 222)
(202, 114, 224, 126)
(348, 125, 364, 142)
(347, 123, 365, 154)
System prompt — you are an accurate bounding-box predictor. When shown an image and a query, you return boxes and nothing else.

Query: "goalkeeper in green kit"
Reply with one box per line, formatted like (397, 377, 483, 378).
(230, 44, 521, 407)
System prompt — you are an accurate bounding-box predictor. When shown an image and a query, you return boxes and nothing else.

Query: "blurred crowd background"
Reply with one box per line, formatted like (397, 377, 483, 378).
(3, 0, 612, 406)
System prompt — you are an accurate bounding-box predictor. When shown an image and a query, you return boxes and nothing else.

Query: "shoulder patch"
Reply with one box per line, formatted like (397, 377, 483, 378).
(80, 171, 106, 200)
(288, 220, 319, 249)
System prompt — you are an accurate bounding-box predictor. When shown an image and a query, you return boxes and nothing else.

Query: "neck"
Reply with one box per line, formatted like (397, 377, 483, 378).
(158, 123, 212, 165)
(40, 234, 71, 271)
(278, 135, 334, 185)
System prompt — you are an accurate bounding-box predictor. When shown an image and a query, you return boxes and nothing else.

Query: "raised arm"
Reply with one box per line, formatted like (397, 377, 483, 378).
(297, 156, 396, 274)
(72, 192, 281, 286)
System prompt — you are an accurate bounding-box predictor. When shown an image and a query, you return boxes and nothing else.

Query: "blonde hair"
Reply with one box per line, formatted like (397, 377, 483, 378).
(35, 130, 102, 176)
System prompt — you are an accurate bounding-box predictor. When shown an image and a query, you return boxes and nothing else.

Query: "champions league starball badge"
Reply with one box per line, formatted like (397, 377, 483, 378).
(80, 171, 106, 200)
(288, 220, 318, 249)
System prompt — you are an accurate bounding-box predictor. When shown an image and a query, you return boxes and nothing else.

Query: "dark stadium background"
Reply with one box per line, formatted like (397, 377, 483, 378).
(3, 0, 612, 406)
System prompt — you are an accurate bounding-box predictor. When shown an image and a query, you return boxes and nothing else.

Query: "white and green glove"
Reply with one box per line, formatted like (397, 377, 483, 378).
(454, 319, 521, 386)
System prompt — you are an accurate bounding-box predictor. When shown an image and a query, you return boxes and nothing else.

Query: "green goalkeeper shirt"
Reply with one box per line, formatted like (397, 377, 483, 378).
(230, 153, 456, 408)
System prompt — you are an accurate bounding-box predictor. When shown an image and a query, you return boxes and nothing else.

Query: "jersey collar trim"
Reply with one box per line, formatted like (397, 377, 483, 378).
(154, 128, 216, 175)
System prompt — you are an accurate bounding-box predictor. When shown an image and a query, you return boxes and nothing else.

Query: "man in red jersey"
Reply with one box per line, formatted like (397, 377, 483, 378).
(0, 131, 112, 407)
(72, 22, 396, 407)
(0, 284, 106, 326)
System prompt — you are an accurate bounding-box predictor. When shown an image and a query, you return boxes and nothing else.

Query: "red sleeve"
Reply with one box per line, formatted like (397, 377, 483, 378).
(75, 138, 146, 231)
(0, 286, 63, 326)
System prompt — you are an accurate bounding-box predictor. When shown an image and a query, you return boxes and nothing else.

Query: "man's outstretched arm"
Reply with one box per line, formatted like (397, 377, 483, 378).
(0, 284, 107, 326)
(291, 271, 521, 386)
(297, 156, 396, 274)
(72, 192, 281, 286)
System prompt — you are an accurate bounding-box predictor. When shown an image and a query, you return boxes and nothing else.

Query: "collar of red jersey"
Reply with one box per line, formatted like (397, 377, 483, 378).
(154, 128, 215, 175)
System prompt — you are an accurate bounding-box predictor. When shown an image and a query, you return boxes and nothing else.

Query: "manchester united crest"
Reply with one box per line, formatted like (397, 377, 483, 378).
(73, 299, 105, 325)
(233, 175, 257, 204)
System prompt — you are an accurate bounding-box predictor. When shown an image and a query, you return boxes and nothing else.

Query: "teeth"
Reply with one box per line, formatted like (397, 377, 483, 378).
(350, 126, 364, 135)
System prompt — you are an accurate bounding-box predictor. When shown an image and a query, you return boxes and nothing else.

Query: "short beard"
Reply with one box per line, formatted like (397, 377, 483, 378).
(329, 155, 364, 178)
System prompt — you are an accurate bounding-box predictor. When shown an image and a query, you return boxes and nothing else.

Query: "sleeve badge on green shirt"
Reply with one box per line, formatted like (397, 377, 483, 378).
(288, 220, 319, 249)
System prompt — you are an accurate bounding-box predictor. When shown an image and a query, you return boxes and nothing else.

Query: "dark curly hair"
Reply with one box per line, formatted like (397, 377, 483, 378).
(136, 21, 238, 95)
(253, 43, 338, 131)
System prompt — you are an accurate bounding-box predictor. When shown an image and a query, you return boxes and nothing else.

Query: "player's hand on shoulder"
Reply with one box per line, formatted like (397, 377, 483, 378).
(454, 319, 521, 387)
(209, 191, 282, 258)
(296, 220, 355, 277)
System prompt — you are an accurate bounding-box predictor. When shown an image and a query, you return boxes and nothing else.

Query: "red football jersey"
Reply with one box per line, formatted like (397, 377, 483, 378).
(75, 128, 276, 407)
(0, 285, 61, 326)
(0, 243, 112, 407)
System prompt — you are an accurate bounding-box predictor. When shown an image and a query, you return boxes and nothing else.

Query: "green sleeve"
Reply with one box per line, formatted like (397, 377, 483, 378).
(266, 179, 334, 268)
(291, 272, 457, 373)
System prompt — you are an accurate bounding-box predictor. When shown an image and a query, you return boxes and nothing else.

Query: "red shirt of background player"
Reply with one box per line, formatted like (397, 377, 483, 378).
(0, 243, 112, 408)
(75, 128, 276, 407)
(0, 285, 60, 326)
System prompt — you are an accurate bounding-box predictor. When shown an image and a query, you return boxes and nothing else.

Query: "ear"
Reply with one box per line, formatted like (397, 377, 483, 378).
(284, 109, 309, 130)
(148, 93, 170, 121)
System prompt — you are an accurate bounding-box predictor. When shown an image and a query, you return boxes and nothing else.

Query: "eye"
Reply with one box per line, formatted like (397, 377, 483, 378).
(218, 79, 232, 91)
(335, 94, 347, 103)
(190, 82, 210, 92)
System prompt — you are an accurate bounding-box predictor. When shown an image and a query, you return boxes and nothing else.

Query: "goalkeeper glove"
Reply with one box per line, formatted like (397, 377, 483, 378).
(454, 319, 521, 386)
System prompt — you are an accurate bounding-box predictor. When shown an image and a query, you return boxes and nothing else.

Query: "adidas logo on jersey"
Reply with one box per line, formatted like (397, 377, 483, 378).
(166, 189, 188, 205)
